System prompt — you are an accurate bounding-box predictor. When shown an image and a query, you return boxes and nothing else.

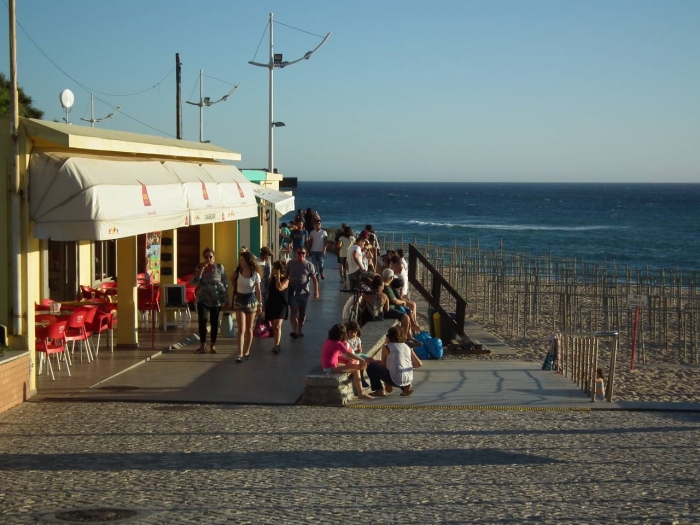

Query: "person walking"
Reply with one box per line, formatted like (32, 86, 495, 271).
(308, 219, 328, 280)
(265, 260, 289, 354)
(258, 246, 273, 303)
(286, 247, 319, 338)
(231, 251, 263, 363)
(190, 247, 228, 354)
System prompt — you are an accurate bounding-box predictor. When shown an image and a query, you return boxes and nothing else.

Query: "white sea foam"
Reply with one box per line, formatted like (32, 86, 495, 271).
(404, 220, 622, 232)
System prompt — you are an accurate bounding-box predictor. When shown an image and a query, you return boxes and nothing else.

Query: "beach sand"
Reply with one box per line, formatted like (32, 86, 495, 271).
(436, 306, 700, 404)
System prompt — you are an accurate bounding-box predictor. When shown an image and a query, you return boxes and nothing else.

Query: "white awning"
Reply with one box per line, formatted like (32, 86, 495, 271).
(29, 149, 258, 241)
(162, 162, 258, 225)
(253, 186, 295, 216)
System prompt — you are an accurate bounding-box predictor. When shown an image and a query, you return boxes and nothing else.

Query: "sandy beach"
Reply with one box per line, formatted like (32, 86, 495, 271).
(435, 296, 700, 404)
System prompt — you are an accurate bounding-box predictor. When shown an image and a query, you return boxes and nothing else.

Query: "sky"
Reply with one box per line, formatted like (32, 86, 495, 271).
(2, 0, 699, 182)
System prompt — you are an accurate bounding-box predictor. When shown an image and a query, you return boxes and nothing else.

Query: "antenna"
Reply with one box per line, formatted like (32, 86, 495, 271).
(59, 89, 74, 124)
(80, 93, 123, 127)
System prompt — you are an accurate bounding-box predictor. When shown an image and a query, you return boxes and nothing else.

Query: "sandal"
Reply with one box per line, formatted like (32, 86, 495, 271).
(236, 356, 244, 363)
(244, 353, 251, 360)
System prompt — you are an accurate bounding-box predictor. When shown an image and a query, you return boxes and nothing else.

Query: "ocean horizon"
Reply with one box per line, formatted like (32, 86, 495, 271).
(285, 182, 700, 272)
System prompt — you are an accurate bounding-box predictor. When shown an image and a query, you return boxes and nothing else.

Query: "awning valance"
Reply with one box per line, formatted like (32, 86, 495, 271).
(253, 186, 295, 216)
(29, 150, 258, 241)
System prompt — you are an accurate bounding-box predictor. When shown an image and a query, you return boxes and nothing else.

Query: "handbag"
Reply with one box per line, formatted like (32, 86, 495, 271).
(221, 312, 236, 338)
(253, 317, 272, 338)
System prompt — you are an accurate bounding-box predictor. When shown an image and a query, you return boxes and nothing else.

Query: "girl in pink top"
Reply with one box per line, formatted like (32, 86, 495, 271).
(320, 323, 374, 400)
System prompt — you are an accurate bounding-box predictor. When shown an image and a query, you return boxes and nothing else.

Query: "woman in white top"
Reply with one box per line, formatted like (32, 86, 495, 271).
(231, 251, 263, 362)
(366, 326, 423, 397)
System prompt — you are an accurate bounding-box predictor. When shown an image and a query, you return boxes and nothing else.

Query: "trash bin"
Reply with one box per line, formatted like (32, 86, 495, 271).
(427, 307, 457, 344)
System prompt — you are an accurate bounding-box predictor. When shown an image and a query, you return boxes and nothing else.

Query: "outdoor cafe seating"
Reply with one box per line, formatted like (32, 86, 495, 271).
(35, 318, 71, 380)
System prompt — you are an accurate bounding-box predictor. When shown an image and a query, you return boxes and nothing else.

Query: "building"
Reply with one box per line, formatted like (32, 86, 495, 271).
(0, 117, 293, 413)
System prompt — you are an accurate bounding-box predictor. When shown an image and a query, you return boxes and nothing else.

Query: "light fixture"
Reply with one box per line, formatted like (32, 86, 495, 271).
(249, 12, 330, 173)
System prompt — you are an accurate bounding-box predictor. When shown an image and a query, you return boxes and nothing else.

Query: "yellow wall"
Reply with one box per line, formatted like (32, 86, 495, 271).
(116, 236, 139, 348)
(215, 221, 239, 287)
(0, 116, 12, 333)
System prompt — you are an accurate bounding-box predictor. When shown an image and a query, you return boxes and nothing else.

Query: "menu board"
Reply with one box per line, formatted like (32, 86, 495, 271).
(146, 231, 162, 284)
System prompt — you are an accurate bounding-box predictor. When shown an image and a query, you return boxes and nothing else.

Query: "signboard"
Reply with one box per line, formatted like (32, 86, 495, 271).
(146, 231, 162, 284)
(628, 294, 648, 308)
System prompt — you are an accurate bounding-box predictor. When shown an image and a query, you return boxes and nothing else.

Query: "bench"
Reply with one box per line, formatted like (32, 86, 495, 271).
(300, 319, 397, 405)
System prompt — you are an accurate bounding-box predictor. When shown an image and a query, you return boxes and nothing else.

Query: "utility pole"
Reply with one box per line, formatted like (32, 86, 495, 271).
(176, 53, 182, 139)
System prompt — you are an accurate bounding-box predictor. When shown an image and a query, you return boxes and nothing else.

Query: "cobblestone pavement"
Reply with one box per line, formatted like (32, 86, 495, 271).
(1, 402, 698, 524)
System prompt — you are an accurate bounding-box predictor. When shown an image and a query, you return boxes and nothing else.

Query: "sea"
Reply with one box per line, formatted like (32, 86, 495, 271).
(284, 182, 700, 273)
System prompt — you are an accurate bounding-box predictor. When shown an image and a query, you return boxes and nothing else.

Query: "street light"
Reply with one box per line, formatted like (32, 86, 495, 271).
(186, 69, 240, 143)
(249, 12, 330, 173)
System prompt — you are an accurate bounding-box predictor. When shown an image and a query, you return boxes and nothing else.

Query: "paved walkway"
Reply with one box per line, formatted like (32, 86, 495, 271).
(32, 257, 700, 411)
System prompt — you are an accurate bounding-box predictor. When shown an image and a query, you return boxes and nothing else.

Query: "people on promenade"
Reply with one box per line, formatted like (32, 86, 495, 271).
(361, 273, 412, 340)
(321, 323, 373, 400)
(286, 246, 319, 338)
(259, 246, 273, 303)
(191, 247, 228, 354)
(336, 225, 355, 287)
(308, 218, 328, 280)
(390, 254, 410, 299)
(346, 237, 368, 292)
(382, 269, 421, 335)
(290, 219, 309, 252)
(304, 208, 320, 233)
(367, 326, 423, 397)
(265, 260, 289, 354)
(232, 251, 263, 363)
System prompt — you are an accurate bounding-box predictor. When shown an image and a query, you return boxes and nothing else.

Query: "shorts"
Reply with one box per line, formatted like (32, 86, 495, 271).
(288, 292, 310, 309)
(233, 292, 258, 313)
(338, 256, 347, 265)
(384, 308, 406, 320)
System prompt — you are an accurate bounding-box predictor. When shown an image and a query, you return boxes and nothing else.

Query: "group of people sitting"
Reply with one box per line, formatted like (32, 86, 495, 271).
(321, 323, 423, 400)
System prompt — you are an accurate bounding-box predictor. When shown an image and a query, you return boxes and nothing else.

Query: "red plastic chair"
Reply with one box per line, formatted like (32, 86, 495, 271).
(86, 310, 114, 356)
(65, 310, 93, 363)
(80, 285, 98, 300)
(36, 314, 59, 326)
(35, 320, 70, 380)
(137, 285, 160, 330)
(40, 298, 56, 307)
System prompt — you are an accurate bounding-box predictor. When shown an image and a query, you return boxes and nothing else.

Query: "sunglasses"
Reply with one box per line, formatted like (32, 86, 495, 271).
(297, 251, 306, 255)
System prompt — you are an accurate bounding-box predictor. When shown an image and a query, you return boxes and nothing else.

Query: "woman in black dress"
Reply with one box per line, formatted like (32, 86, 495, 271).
(265, 260, 289, 354)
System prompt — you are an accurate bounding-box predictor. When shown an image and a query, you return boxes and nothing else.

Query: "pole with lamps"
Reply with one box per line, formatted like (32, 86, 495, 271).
(249, 12, 330, 173)
(186, 69, 240, 143)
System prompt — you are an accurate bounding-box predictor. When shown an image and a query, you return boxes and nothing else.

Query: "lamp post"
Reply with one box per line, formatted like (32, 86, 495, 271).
(249, 12, 330, 173)
(186, 69, 240, 143)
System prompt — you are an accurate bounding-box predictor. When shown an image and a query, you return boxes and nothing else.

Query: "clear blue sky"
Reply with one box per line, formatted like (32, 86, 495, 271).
(2, 0, 699, 182)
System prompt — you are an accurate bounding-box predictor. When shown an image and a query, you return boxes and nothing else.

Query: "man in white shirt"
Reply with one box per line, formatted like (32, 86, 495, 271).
(346, 238, 368, 291)
(307, 219, 328, 280)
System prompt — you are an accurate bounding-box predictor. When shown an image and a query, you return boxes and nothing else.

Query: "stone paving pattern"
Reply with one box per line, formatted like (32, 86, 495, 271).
(1, 401, 698, 524)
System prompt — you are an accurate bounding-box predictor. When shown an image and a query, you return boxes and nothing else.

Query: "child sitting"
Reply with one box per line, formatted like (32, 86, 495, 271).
(321, 323, 374, 400)
(345, 321, 370, 389)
